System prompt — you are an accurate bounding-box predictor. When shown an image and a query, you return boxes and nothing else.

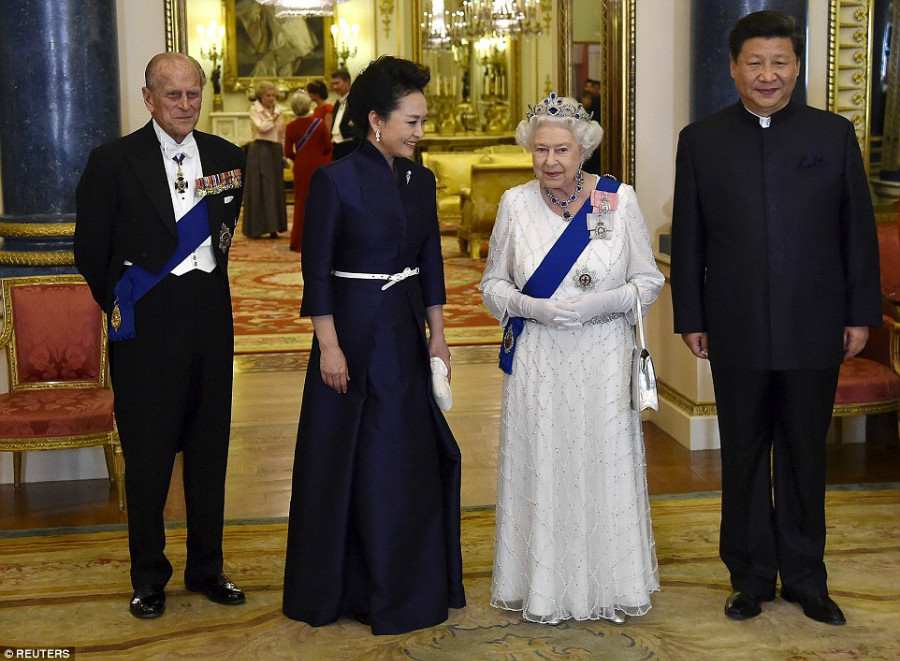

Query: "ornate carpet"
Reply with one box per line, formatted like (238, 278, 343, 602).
(228, 226, 501, 354)
(2, 489, 898, 661)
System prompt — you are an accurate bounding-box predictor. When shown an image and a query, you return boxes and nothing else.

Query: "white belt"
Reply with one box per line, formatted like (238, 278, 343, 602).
(331, 267, 420, 290)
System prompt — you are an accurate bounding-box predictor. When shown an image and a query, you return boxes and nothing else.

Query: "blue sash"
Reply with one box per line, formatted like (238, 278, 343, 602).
(109, 199, 211, 341)
(498, 175, 619, 374)
(295, 118, 322, 152)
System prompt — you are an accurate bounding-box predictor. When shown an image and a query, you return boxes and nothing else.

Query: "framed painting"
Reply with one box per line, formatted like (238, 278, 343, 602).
(222, 0, 335, 92)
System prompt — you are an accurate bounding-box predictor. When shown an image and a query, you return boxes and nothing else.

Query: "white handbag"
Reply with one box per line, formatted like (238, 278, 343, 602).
(631, 293, 659, 412)
(430, 356, 452, 411)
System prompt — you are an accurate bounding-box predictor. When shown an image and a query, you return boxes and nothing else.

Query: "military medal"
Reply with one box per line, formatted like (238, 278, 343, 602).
(586, 213, 612, 239)
(502, 325, 515, 353)
(588, 188, 617, 240)
(172, 153, 188, 194)
(219, 223, 233, 253)
(196, 169, 243, 197)
(111, 298, 122, 331)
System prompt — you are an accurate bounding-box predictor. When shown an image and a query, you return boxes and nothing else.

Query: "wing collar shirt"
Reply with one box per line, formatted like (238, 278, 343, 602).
(332, 93, 349, 144)
(152, 119, 216, 275)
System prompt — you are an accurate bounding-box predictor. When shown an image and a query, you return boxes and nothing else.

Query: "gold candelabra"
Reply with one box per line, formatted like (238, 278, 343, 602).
(197, 20, 225, 111)
(330, 18, 359, 70)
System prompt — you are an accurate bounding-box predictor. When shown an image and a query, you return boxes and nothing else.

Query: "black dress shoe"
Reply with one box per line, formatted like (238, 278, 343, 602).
(782, 591, 846, 625)
(724, 591, 774, 620)
(129, 589, 166, 619)
(186, 573, 246, 606)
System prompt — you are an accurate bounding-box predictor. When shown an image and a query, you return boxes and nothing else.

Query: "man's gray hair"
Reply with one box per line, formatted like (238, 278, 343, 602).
(145, 52, 207, 89)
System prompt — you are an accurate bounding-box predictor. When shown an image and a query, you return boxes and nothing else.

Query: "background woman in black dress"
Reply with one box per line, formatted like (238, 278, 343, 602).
(282, 56, 466, 635)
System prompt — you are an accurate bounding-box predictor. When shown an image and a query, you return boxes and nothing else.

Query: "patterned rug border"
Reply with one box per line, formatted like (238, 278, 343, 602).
(3, 484, 896, 541)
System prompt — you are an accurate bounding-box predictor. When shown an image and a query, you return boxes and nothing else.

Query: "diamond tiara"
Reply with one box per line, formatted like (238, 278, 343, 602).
(525, 92, 593, 122)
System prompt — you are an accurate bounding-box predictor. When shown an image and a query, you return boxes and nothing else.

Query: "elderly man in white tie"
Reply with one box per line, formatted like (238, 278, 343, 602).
(75, 52, 247, 619)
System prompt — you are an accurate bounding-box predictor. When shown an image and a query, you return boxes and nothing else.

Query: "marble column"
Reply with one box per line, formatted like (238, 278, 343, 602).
(0, 0, 121, 276)
(690, 0, 808, 122)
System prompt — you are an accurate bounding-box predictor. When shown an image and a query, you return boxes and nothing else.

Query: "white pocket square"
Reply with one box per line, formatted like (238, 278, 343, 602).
(224, 195, 235, 203)
(430, 357, 452, 411)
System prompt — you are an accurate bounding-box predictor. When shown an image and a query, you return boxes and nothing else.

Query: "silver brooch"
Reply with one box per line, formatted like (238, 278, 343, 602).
(406, 170, 411, 185)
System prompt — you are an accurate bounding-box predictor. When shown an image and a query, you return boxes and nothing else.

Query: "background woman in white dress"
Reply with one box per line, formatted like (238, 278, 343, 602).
(480, 94, 664, 625)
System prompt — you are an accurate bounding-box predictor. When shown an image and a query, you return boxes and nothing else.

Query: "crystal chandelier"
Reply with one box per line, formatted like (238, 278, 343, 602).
(254, 0, 347, 17)
(423, 0, 547, 42)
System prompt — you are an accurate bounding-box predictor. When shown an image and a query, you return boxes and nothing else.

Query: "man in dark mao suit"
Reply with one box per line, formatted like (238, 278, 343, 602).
(75, 52, 247, 619)
(671, 11, 881, 626)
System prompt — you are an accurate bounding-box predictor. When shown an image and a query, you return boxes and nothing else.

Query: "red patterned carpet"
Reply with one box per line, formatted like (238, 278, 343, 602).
(228, 226, 501, 354)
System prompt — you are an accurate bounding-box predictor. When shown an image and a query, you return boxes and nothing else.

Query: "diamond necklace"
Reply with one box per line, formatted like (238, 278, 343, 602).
(543, 169, 584, 221)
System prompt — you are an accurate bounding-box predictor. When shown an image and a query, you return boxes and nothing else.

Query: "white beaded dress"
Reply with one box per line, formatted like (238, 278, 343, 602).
(480, 178, 664, 623)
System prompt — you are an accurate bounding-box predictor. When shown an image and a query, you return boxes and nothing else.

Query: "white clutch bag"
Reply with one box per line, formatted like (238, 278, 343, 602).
(430, 356, 452, 411)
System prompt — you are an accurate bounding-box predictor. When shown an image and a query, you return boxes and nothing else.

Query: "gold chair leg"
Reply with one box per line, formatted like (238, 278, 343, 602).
(469, 236, 481, 260)
(102, 443, 116, 485)
(13, 451, 23, 490)
(113, 435, 126, 513)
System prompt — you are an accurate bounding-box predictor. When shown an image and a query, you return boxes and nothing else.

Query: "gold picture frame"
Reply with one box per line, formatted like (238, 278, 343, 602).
(558, 0, 635, 184)
(222, 0, 335, 92)
(827, 0, 875, 173)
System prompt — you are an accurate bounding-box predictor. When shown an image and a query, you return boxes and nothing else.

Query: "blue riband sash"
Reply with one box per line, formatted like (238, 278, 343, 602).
(498, 175, 619, 374)
(109, 199, 211, 341)
(295, 118, 322, 152)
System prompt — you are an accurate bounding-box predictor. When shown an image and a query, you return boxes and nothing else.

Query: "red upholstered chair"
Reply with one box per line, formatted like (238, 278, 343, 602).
(832, 203, 900, 440)
(0, 275, 124, 510)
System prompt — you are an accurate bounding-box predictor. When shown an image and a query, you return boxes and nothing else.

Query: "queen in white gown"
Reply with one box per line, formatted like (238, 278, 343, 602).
(480, 93, 664, 625)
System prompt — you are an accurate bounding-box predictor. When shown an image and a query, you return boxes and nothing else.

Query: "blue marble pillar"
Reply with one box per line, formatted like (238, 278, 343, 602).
(0, 0, 121, 276)
(691, 0, 808, 122)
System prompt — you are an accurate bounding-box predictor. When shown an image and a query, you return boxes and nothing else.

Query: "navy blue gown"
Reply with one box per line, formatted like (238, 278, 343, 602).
(282, 140, 466, 635)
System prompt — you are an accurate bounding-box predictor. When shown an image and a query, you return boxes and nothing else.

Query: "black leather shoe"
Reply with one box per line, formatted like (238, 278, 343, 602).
(129, 589, 166, 619)
(724, 591, 774, 620)
(782, 590, 846, 625)
(187, 573, 246, 606)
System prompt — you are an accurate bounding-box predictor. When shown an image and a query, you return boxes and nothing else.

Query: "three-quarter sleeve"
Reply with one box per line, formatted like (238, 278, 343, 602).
(416, 166, 447, 308)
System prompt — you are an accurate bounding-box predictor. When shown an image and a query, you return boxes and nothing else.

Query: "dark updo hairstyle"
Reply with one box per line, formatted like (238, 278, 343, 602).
(728, 10, 804, 61)
(306, 79, 329, 100)
(346, 56, 431, 139)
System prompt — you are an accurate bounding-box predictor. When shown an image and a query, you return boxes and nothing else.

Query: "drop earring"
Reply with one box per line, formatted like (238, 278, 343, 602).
(375, 129, 381, 143)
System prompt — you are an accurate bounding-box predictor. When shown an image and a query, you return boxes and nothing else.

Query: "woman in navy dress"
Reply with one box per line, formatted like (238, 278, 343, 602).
(282, 56, 466, 635)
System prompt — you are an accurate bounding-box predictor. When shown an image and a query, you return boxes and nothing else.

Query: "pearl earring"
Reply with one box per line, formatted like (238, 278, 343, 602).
(375, 129, 381, 143)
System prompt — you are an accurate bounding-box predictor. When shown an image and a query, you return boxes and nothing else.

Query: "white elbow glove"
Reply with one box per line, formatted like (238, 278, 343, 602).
(507, 291, 582, 331)
(557, 285, 636, 324)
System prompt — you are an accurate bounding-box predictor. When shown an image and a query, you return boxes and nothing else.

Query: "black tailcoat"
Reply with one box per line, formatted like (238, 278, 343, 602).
(74, 121, 245, 590)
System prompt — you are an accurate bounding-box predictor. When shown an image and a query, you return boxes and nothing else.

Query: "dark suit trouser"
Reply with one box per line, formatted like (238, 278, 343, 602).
(110, 270, 234, 591)
(709, 364, 840, 599)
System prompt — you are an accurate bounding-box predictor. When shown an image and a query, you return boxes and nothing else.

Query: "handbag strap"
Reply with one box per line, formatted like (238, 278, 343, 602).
(632, 285, 647, 349)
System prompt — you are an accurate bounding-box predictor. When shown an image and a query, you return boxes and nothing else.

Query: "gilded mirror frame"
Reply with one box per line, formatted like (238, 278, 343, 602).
(827, 0, 875, 173)
(410, 0, 634, 181)
(558, 0, 635, 183)
(166, 0, 188, 53)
